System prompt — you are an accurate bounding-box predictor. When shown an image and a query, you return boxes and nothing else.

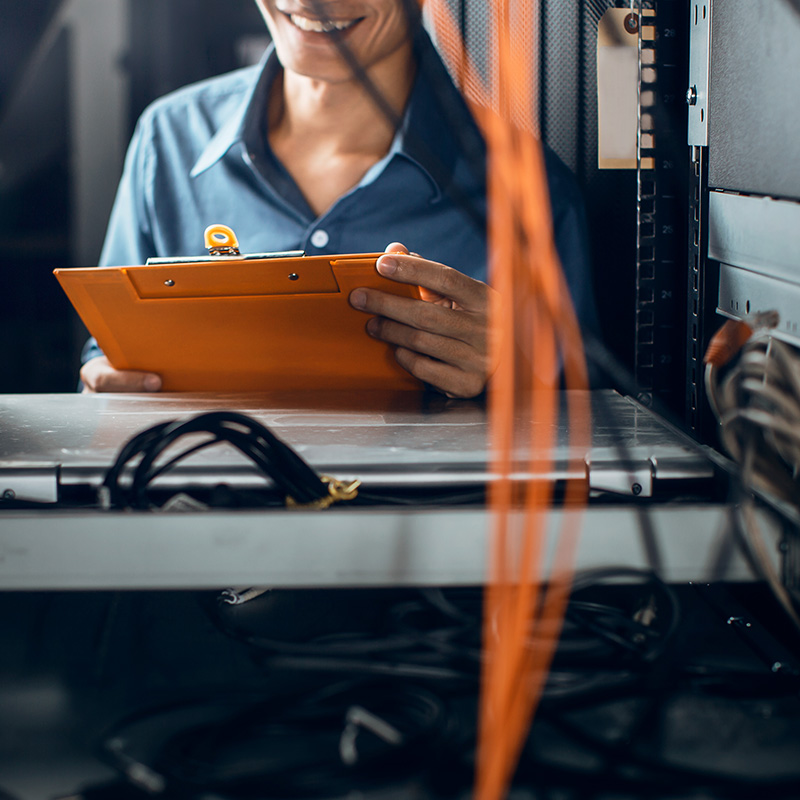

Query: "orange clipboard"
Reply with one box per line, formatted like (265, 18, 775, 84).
(54, 229, 423, 392)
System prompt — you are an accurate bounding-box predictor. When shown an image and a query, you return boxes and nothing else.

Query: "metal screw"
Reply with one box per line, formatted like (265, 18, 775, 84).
(2, 489, 15, 501)
(624, 12, 639, 33)
(686, 85, 698, 106)
(631, 483, 643, 496)
(164, 279, 175, 287)
(288, 273, 299, 281)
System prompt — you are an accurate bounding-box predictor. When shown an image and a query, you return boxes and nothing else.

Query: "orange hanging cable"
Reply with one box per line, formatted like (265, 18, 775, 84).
(480, 128, 561, 800)
(488, 14, 547, 796)
(424, 1, 590, 798)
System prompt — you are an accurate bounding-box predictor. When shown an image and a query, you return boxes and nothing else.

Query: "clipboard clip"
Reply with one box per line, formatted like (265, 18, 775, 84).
(144, 224, 305, 265)
(204, 223, 241, 256)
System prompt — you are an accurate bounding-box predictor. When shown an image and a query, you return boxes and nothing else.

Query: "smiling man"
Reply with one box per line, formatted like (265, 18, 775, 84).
(80, 0, 596, 397)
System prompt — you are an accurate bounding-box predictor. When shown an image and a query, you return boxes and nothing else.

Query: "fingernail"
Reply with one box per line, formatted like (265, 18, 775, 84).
(350, 289, 367, 309)
(366, 317, 379, 337)
(144, 374, 162, 392)
(377, 256, 398, 275)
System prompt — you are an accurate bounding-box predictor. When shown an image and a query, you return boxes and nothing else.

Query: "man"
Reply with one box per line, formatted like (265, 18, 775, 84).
(80, 0, 596, 397)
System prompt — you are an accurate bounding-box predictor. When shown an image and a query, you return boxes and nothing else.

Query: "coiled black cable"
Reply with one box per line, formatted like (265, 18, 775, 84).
(101, 411, 330, 510)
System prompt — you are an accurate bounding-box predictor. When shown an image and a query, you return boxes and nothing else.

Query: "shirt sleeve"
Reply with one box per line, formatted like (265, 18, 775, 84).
(99, 114, 157, 268)
(81, 115, 158, 368)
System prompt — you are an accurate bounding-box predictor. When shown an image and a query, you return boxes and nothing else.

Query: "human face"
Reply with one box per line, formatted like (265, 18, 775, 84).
(255, 0, 414, 84)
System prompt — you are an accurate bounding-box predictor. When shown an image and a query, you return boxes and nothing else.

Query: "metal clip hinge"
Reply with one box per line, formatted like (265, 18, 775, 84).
(286, 475, 361, 510)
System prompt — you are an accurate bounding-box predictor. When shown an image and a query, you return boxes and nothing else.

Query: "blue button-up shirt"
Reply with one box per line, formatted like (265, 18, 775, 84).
(85, 30, 596, 363)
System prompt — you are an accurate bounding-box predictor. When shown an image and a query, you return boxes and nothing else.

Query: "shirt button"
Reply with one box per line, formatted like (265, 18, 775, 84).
(310, 229, 329, 248)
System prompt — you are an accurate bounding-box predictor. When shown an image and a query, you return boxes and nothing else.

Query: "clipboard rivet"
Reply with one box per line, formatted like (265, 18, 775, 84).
(288, 273, 299, 281)
(164, 279, 175, 287)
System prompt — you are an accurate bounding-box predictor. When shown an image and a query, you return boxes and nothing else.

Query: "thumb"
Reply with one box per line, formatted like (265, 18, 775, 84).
(384, 242, 410, 255)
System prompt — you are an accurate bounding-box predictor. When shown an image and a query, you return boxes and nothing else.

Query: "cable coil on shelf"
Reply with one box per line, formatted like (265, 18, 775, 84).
(99, 410, 358, 511)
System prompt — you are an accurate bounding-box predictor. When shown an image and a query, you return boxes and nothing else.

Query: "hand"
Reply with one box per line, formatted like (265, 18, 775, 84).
(80, 356, 162, 393)
(349, 243, 495, 398)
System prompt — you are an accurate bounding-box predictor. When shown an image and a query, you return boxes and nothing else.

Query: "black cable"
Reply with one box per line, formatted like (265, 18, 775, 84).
(94, 571, 800, 800)
(354, 487, 486, 506)
(100, 680, 447, 799)
(101, 411, 330, 510)
(566, 568, 682, 662)
(100, 410, 492, 511)
(205, 570, 681, 693)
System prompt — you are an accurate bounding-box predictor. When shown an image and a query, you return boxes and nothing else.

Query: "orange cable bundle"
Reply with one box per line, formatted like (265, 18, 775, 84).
(426, 2, 590, 797)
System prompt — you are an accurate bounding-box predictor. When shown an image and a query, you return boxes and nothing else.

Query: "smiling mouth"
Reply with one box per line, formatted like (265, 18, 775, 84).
(286, 12, 362, 33)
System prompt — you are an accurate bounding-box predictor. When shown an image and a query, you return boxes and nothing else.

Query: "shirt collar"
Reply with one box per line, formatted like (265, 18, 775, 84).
(190, 46, 277, 178)
(397, 28, 486, 200)
(190, 28, 485, 198)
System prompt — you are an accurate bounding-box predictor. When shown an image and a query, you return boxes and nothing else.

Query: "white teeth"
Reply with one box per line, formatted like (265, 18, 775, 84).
(289, 13, 355, 32)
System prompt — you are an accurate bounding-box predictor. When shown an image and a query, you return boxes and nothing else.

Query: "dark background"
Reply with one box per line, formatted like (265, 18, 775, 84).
(0, 0, 267, 393)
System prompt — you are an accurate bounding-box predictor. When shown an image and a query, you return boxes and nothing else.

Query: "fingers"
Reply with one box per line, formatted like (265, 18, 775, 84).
(394, 346, 488, 399)
(366, 316, 482, 369)
(350, 244, 495, 398)
(374, 250, 489, 313)
(80, 356, 162, 394)
(366, 315, 489, 398)
(354, 289, 482, 349)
